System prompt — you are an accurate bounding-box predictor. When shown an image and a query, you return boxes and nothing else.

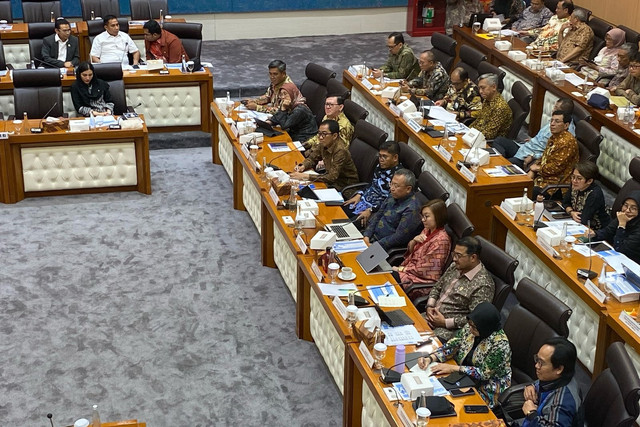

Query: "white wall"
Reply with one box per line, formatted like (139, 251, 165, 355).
(170, 7, 407, 41)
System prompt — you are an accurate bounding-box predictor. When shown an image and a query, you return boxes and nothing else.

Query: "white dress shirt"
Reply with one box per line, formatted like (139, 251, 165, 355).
(55, 34, 67, 63)
(90, 31, 139, 65)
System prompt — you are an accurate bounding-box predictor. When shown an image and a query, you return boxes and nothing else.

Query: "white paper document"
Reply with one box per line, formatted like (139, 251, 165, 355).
(368, 282, 399, 303)
(318, 283, 357, 297)
(490, 29, 519, 36)
(382, 324, 422, 346)
(565, 73, 589, 86)
(378, 296, 407, 307)
(427, 106, 458, 123)
(313, 188, 344, 202)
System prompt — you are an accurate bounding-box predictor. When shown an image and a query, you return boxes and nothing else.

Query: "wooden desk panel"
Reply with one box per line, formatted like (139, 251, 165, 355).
(0, 119, 150, 204)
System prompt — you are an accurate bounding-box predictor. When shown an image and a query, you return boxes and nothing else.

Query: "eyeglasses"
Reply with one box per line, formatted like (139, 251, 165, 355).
(452, 252, 469, 259)
(420, 213, 430, 220)
(317, 131, 335, 139)
(622, 203, 639, 212)
(630, 64, 640, 69)
(324, 103, 338, 107)
(533, 354, 549, 367)
(390, 182, 408, 189)
(387, 43, 399, 49)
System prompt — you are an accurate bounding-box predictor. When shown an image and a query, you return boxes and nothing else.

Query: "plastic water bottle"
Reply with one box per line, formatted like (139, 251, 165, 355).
(91, 404, 101, 427)
(181, 55, 187, 73)
(393, 345, 405, 373)
(90, 10, 95, 20)
(22, 112, 29, 133)
(159, 9, 164, 27)
(89, 111, 96, 130)
(521, 188, 528, 214)
(30, 59, 35, 69)
(50, 11, 54, 22)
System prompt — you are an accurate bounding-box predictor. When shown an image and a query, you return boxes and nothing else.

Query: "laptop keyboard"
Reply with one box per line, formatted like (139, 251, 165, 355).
(331, 225, 349, 238)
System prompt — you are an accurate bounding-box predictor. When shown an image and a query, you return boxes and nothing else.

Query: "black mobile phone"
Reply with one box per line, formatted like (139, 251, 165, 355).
(450, 388, 475, 397)
(464, 404, 489, 413)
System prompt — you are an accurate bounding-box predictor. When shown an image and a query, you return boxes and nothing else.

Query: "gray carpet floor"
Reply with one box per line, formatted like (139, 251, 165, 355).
(0, 147, 341, 426)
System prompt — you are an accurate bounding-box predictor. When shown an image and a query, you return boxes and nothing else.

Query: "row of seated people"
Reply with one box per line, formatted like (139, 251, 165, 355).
(0, 0, 167, 23)
(32, 16, 191, 69)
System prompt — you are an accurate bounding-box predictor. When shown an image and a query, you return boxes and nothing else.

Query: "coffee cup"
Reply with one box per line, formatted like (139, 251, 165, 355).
(341, 266, 354, 279)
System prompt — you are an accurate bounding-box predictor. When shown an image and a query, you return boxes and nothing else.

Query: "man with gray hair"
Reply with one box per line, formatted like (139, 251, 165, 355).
(400, 50, 450, 100)
(362, 169, 422, 250)
(470, 73, 512, 140)
(556, 9, 593, 64)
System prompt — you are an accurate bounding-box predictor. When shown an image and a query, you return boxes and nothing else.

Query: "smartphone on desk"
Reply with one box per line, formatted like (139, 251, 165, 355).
(464, 404, 489, 413)
(450, 387, 475, 397)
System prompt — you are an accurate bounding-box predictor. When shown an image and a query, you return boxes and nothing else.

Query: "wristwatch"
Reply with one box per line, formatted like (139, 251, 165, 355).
(526, 409, 537, 420)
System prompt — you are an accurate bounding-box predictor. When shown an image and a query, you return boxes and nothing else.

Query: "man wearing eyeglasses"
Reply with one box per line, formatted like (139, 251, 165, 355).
(435, 67, 482, 121)
(424, 236, 495, 341)
(362, 169, 422, 250)
(613, 52, 640, 105)
(343, 141, 403, 228)
(290, 119, 359, 191)
(305, 96, 354, 149)
(400, 50, 450, 101)
(371, 32, 420, 80)
(41, 18, 79, 68)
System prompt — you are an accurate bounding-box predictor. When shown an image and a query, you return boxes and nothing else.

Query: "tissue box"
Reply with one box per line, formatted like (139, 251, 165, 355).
(69, 119, 89, 132)
(545, 68, 565, 82)
(295, 211, 316, 228)
(310, 231, 337, 250)
(508, 51, 527, 62)
(397, 99, 417, 115)
(237, 121, 256, 135)
(401, 371, 434, 400)
(146, 59, 164, 71)
(467, 148, 490, 166)
(523, 59, 544, 71)
(381, 86, 399, 99)
(504, 196, 533, 212)
(239, 132, 263, 144)
(483, 18, 502, 32)
(495, 41, 512, 51)
(537, 227, 563, 247)
(403, 111, 423, 121)
(297, 199, 319, 215)
(462, 128, 486, 149)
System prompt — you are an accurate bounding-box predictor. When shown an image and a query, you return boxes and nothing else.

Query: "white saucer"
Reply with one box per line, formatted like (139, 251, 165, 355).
(338, 272, 356, 281)
(605, 113, 615, 117)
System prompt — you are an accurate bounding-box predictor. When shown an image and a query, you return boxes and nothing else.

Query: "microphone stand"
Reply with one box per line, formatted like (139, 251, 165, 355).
(577, 219, 597, 280)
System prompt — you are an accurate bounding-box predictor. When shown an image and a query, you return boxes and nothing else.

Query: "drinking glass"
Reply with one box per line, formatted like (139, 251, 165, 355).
(564, 236, 576, 258)
(373, 343, 387, 370)
(13, 120, 22, 134)
(472, 21, 481, 35)
(416, 407, 431, 426)
(328, 262, 340, 284)
(186, 60, 194, 73)
(469, 156, 480, 174)
(294, 218, 304, 238)
(346, 305, 358, 328)
(448, 136, 457, 154)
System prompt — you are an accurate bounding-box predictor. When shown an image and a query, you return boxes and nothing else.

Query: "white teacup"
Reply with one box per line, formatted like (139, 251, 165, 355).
(341, 266, 354, 279)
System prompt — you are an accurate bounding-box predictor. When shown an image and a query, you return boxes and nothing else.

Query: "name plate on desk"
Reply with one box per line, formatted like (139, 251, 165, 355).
(296, 233, 308, 254)
(348, 66, 357, 77)
(230, 123, 238, 138)
(500, 201, 518, 220)
(619, 311, 640, 338)
(359, 341, 375, 368)
(361, 79, 374, 90)
(459, 164, 476, 183)
(407, 119, 422, 133)
(389, 103, 401, 117)
(436, 144, 452, 162)
(311, 260, 323, 282)
(396, 405, 413, 427)
(584, 279, 607, 303)
(269, 187, 280, 206)
(241, 143, 250, 159)
(333, 295, 348, 319)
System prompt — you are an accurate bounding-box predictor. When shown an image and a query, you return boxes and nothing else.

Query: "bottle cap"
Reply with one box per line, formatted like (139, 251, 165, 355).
(416, 407, 431, 417)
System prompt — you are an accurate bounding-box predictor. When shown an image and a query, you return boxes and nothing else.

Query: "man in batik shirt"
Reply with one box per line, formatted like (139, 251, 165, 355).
(512, 0, 553, 32)
(435, 67, 482, 120)
(529, 110, 579, 199)
(527, 0, 573, 49)
(556, 9, 593, 64)
(372, 32, 420, 80)
(343, 141, 403, 228)
(470, 73, 512, 140)
(245, 60, 293, 113)
(401, 50, 450, 101)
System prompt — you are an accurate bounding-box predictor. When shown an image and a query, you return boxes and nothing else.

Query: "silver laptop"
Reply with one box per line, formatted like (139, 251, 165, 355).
(356, 241, 393, 275)
(325, 222, 363, 241)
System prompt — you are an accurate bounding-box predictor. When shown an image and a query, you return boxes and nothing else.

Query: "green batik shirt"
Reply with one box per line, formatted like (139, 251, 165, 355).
(408, 62, 451, 100)
(379, 44, 420, 80)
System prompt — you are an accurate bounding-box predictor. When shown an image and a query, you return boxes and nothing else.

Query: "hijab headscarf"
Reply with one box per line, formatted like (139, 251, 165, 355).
(467, 302, 502, 340)
(279, 82, 307, 110)
(607, 28, 626, 49)
(73, 62, 110, 102)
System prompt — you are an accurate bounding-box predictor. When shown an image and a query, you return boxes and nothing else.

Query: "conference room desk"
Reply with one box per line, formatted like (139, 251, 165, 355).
(489, 206, 638, 375)
(453, 26, 640, 190)
(0, 118, 151, 204)
(0, 67, 213, 132)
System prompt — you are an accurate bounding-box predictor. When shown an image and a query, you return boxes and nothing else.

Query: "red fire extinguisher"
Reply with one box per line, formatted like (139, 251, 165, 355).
(422, 2, 434, 27)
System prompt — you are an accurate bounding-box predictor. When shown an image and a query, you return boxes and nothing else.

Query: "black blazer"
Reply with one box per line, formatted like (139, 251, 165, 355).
(41, 34, 80, 68)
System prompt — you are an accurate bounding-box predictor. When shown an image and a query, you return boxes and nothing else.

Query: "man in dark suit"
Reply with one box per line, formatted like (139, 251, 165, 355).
(41, 18, 79, 68)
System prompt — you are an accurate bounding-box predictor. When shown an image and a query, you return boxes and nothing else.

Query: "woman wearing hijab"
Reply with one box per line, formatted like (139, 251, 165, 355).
(588, 190, 640, 264)
(418, 302, 512, 408)
(582, 28, 626, 75)
(70, 61, 114, 117)
(267, 82, 318, 142)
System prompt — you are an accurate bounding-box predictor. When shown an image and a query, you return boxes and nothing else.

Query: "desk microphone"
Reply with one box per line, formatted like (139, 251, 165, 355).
(33, 101, 59, 132)
(456, 131, 479, 170)
(266, 144, 305, 170)
(34, 57, 68, 70)
(46, 413, 55, 427)
(120, 41, 129, 66)
(532, 201, 548, 231)
(577, 220, 597, 280)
